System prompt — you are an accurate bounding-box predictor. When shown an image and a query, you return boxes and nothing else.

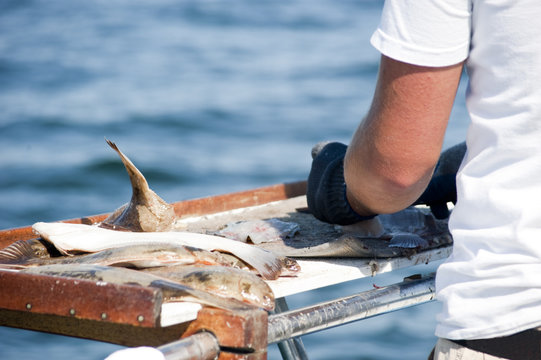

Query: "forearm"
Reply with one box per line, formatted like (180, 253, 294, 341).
(344, 56, 463, 215)
(344, 124, 437, 214)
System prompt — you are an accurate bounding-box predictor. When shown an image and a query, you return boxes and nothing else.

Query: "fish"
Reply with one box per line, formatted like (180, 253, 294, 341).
(257, 207, 452, 257)
(143, 265, 275, 310)
(21, 264, 252, 310)
(100, 139, 177, 232)
(342, 210, 431, 249)
(0, 241, 234, 270)
(32, 221, 290, 280)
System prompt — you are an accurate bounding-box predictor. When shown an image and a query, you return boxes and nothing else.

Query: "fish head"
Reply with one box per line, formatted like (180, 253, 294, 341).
(279, 257, 301, 276)
(238, 278, 275, 311)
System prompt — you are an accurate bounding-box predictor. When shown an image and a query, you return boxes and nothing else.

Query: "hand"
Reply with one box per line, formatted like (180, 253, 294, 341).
(414, 141, 466, 219)
(307, 141, 375, 225)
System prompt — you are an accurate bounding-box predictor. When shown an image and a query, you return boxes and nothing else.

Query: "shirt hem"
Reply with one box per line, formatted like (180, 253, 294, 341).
(370, 29, 468, 67)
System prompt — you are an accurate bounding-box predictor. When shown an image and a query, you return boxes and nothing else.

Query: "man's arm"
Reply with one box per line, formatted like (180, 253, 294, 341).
(344, 55, 464, 215)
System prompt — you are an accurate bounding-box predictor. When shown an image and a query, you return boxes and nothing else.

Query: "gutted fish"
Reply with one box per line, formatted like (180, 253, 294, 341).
(100, 139, 176, 232)
(144, 265, 275, 310)
(21, 264, 251, 310)
(32, 222, 290, 280)
(0, 241, 232, 269)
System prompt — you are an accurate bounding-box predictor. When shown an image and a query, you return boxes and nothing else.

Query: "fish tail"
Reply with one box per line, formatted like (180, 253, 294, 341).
(0, 240, 37, 267)
(105, 138, 150, 193)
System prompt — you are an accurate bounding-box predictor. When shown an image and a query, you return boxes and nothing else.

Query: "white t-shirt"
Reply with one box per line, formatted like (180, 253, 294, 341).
(371, 0, 541, 340)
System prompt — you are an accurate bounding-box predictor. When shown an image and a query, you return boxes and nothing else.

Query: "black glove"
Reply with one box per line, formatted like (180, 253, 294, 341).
(307, 141, 376, 225)
(414, 141, 467, 219)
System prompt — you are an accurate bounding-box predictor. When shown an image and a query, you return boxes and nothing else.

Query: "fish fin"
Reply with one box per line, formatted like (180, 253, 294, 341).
(388, 233, 429, 249)
(0, 240, 37, 266)
(105, 138, 150, 194)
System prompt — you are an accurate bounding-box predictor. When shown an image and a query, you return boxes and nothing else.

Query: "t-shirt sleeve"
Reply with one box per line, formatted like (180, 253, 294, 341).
(370, 0, 472, 67)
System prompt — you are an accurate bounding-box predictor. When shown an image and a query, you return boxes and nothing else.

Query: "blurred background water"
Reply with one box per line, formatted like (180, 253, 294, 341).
(0, 1, 469, 359)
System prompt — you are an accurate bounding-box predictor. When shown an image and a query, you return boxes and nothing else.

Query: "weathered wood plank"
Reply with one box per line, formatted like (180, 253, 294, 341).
(0, 270, 162, 327)
(0, 309, 190, 347)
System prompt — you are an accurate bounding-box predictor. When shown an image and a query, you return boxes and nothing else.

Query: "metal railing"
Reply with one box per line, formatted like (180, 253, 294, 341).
(146, 273, 436, 360)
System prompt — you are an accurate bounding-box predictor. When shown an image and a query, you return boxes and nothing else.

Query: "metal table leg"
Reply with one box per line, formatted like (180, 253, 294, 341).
(274, 297, 309, 360)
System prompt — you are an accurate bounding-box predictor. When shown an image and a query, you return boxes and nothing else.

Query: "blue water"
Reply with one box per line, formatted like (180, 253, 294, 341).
(0, 1, 469, 359)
